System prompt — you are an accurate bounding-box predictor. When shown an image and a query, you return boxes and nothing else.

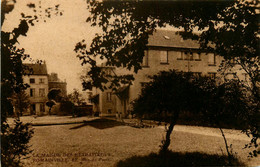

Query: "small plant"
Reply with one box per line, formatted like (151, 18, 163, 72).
(1, 119, 34, 167)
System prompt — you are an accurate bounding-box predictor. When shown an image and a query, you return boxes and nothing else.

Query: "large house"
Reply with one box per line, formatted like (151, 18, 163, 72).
(92, 30, 248, 117)
(22, 63, 67, 116)
(23, 63, 49, 115)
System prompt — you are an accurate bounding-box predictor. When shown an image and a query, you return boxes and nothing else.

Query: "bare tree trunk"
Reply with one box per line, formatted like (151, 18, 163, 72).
(219, 127, 233, 165)
(160, 111, 179, 153)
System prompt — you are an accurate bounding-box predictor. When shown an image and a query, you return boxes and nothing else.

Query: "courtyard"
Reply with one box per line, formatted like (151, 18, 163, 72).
(13, 116, 259, 167)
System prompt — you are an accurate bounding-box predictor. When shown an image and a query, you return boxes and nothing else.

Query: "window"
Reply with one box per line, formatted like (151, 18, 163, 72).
(177, 52, 183, 60)
(194, 53, 201, 61)
(108, 109, 112, 114)
(184, 52, 193, 60)
(189, 52, 194, 60)
(39, 88, 45, 97)
(39, 78, 45, 84)
(40, 103, 45, 112)
(160, 50, 168, 64)
(142, 50, 149, 67)
(30, 78, 35, 84)
(31, 104, 36, 115)
(107, 92, 112, 101)
(208, 53, 216, 65)
(30, 88, 35, 97)
(208, 72, 216, 79)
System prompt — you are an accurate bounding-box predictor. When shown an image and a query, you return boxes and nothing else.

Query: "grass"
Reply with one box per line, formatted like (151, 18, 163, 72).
(116, 151, 244, 167)
(22, 118, 259, 167)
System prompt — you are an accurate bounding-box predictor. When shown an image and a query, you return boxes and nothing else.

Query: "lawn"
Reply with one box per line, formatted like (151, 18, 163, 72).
(22, 118, 259, 167)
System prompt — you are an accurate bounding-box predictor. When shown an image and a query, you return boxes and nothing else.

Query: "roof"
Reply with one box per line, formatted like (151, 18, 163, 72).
(23, 63, 48, 75)
(147, 30, 200, 49)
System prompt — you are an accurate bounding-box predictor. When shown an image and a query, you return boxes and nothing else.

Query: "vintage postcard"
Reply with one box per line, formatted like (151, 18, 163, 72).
(2, 0, 259, 166)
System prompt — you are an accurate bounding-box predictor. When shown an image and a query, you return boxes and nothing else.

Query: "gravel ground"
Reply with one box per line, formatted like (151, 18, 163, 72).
(17, 117, 259, 167)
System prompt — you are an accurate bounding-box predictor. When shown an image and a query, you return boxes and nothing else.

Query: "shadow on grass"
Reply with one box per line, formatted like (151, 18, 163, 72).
(69, 118, 126, 130)
(116, 151, 244, 167)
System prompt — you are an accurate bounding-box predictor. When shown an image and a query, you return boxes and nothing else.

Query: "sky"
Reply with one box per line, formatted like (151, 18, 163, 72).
(2, 0, 100, 93)
(2, 0, 184, 94)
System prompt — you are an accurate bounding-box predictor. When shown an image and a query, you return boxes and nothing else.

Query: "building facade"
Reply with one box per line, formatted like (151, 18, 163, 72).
(48, 73, 67, 97)
(23, 63, 49, 115)
(92, 30, 248, 117)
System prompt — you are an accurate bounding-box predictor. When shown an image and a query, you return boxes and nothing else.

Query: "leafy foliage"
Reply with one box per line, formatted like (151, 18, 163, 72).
(133, 70, 201, 121)
(1, 1, 63, 166)
(47, 88, 62, 102)
(67, 89, 84, 106)
(133, 70, 203, 152)
(11, 90, 31, 117)
(59, 100, 74, 116)
(196, 79, 253, 163)
(198, 80, 250, 127)
(1, 120, 34, 167)
(46, 89, 62, 114)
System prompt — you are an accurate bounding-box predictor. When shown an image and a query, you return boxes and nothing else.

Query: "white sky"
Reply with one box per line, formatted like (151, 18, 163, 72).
(2, 0, 100, 93)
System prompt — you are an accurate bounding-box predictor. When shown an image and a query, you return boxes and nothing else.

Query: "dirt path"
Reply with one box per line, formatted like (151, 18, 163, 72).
(169, 125, 250, 141)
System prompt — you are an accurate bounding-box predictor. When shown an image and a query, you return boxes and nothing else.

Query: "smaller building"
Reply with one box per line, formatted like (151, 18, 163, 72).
(48, 73, 67, 96)
(23, 63, 49, 115)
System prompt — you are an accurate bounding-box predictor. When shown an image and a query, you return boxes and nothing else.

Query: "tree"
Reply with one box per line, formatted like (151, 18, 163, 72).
(11, 90, 31, 118)
(46, 89, 62, 114)
(48, 88, 62, 102)
(76, 0, 259, 156)
(133, 70, 251, 165)
(67, 89, 84, 106)
(132, 70, 202, 153)
(1, 1, 62, 166)
(45, 100, 55, 115)
(197, 78, 251, 164)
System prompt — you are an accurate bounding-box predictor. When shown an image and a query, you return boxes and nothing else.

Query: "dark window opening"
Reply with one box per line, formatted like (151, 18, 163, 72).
(30, 78, 35, 84)
(30, 88, 35, 97)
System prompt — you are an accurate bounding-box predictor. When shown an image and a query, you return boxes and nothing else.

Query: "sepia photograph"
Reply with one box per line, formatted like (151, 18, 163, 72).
(1, 0, 259, 166)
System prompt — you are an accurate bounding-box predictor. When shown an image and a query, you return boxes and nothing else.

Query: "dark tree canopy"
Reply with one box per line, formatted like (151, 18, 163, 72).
(132, 70, 205, 152)
(48, 89, 62, 102)
(11, 90, 31, 117)
(133, 70, 202, 121)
